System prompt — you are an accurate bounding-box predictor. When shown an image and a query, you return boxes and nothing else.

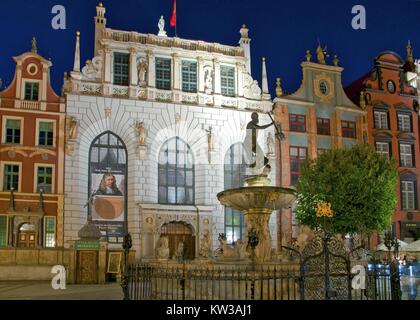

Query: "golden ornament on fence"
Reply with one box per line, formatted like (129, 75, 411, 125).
(316, 201, 333, 218)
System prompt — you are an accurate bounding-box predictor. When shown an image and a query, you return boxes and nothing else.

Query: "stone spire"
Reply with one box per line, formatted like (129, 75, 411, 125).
(31, 37, 37, 54)
(94, 3, 107, 56)
(239, 24, 252, 74)
(74, 31, 81, 72)
(406, 40, 415, 72)
(261, 57, 270, 100)
(71, 32, 82, 80)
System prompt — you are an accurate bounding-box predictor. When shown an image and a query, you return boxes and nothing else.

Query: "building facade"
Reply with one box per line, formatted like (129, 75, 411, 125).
(346, 46, 420, 246)
(273, 47, 366, 246)
(62, 4, 276, 261)
(0, 41, 66, 250)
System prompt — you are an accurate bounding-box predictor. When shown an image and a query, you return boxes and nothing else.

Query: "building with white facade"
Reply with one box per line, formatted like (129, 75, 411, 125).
(62, 3, 276, 261)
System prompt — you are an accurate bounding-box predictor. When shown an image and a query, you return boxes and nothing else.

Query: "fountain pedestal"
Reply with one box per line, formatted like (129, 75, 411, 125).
(217, 175, 295, 263)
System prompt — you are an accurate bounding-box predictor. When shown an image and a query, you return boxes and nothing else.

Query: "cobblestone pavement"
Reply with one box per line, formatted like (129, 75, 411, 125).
(0, 281, 123, 300)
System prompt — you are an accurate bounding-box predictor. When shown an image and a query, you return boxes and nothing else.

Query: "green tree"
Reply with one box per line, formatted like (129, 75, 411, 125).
(296, 143, 398, 236)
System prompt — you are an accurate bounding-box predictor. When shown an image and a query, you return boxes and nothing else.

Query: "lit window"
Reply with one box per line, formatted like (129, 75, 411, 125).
(224, 143, 246, 244)
(158, 137, 194, 205)
(113, 52, 130, 86)
(5, 119, 21, 144)
(182, 61, 197, 93)
(221, 66, 235, 97)
(3, 164, 19, 191)
(44, 216, 56, 248)
(38, 122, 54, 146)
(401, 180, 416, 210)
(290, 146, 307, 185)
(398, 113, 412, 132)
(290, 114, 306, 132)
(317, 118, 330, 135)
(375, 142, 390, 159)
(156, 58, 171, 90)
(342, 121, 356, 139)
(400, 144, 414, 167)
(24, 82, 39, 101)
(374, 111, 388, 129)
(37, 166, 53, 193)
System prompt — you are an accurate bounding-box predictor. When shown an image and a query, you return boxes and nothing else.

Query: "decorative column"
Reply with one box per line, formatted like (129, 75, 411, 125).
(103, 46, 112, 96)
(146, 50, 155, 88)
(236, 62, 244, 97)
(172, 53, 180, 90)
(198, 57, 205, 93)
(129, 47, 137, 98)
(214, 58, 221, 95)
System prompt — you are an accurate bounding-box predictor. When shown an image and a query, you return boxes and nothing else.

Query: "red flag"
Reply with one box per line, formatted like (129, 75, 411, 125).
(170, 0, 177, 27)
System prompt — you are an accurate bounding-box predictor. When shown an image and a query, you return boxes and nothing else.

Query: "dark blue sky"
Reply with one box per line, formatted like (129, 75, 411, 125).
(1, 0, 420, 94)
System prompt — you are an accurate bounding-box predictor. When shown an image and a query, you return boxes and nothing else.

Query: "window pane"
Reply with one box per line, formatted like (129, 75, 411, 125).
(113, 53, 130, 86)
(182, 61, 197, 93)
(221, 66, 235, 97)
(5, 119, 21, 144)
(0, 216, 7, 247)
(156, 58, 171, 90)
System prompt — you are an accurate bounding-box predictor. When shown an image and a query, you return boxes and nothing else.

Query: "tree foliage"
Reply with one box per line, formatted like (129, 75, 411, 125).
(296, 143, 398, 236)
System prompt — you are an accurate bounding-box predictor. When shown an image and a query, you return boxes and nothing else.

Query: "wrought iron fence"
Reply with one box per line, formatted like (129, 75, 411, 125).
(125, 262, 399, 301)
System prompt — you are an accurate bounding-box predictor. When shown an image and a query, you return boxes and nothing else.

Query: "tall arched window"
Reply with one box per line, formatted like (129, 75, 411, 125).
(224, 143, 246, 244)
(158, 137, 194, 205)
(89, 131, 127, 243)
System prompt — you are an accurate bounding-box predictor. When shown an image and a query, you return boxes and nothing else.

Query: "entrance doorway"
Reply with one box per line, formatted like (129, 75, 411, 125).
(17, 223, 36, 248)
(161, 222, 195, 260)
(76, 251, 98, 284)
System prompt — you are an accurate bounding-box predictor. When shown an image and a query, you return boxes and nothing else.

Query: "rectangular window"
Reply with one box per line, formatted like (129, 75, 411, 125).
(400, 144, 414, 167)
(37, 166, 53, 193)
(317, 118, 330, 135)
(290, 146, 307, 185)
(38, 122, 54, 147)
(5, 119, 21, 144)
(290, 114, 306, 132)
(221, 66, 235, 97)
(376, 142, 390, 159)
(401, 181, 416, 210)
(3, 164, 19, 191)
(181, 61, 197, 93)
(0, 215, 7, 248)
(155, 58, 171, 90)
(44, 216, 56, 248)
(225, 208, 243, 245)
(374, 111, 388, 129)
(113, 52, 129, 86)
(24, 82, 39, 101)
(342, 121, 356, 139)
(398, 113, 412, 132)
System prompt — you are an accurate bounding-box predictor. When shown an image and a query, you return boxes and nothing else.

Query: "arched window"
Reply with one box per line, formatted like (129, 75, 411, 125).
(158, 137, 194, 205)
(224, 143, 246, 244)
(89, 131, 127, 243)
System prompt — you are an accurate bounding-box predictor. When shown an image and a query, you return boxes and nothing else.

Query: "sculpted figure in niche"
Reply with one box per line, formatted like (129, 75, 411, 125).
(156, 236, 170, 259)
(137, 59, 148, 86)
(199, 230, 211, 259)
(67, 116, 79, 140)
(204, 67, 213, 94)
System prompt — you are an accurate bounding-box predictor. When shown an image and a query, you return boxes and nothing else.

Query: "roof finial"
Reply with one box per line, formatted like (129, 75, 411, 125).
(305, 50, 312, 62)
(276, 78, 283, 98)
(31, 37, 37, 54)
(73, 31, 81, 72)
(333, 54, 339, 66)
(261, 57, 270, 100)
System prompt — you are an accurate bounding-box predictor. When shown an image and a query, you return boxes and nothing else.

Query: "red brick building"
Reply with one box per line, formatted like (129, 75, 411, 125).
(0, 40, 66, 249)
(346, 47, 420, 246)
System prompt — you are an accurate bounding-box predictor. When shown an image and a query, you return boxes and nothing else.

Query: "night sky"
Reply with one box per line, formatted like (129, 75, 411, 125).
(1, 0, 420, 95)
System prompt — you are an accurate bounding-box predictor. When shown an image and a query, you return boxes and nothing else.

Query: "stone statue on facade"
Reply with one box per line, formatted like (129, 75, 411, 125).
(137, 58, 148, 86)
(204, 126, 214, 152)
(204, 67, 213, 94)
(173, 241, 185, 261)
(199, 230, 211, 259)
(266, 132, 274, 156)
(67, 116, 79, 141)
(132, 120, 146, 146)
(156, 236, 170, 259)
(243, 112, 274, 175)
(158, 16, 167, 37)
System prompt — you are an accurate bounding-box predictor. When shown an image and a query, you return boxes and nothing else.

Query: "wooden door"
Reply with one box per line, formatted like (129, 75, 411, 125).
(17, 231, 36, 248)
(161, 222, 196, 260)
(77, 251, 98, 284)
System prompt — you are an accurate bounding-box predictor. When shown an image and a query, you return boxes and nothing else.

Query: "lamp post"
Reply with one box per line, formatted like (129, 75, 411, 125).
(384, 230, 401, 300)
